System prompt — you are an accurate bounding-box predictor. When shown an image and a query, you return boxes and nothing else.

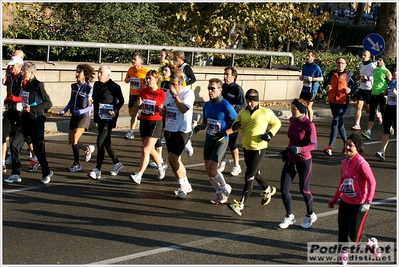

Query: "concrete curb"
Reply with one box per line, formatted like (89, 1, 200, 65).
(45, 107, 356, 133)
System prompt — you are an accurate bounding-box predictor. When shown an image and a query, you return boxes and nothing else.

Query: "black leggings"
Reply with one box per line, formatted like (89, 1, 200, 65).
(239, 148, 270, 205)
(338, 200, 369, 243)
(280, 158, 314, 216)
(95, 121, 119, 170)
(368, 93, 386, 122)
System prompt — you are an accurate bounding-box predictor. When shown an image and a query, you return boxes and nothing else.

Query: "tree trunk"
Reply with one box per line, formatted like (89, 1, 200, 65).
(374, 3, 397, 60)
(353, 3, 364, 26)
(302, 3, 309, 14)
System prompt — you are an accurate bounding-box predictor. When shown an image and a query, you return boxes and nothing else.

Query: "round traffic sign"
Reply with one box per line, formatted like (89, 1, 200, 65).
(363, 33, 385, 56)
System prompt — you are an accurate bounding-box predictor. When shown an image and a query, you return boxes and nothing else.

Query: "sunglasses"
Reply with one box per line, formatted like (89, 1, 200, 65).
(207, 87, 218, 91)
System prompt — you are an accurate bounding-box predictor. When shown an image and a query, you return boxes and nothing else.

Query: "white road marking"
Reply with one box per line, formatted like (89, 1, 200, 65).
(87, 197, 396, 265)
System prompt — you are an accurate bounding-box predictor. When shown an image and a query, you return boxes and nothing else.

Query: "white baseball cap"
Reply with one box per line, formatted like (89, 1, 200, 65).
(7, 56, 24, 66)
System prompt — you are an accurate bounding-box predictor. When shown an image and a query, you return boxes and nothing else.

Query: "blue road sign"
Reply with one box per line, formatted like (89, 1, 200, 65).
(363, 33, 385, 56)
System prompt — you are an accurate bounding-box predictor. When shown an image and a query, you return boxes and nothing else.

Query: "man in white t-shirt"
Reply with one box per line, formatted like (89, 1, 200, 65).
(352, 50, 376, 130)
(163, 72, 195, 199)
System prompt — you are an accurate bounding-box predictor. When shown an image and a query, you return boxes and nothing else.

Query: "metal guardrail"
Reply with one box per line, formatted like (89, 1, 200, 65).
(2, 38, 295, 67)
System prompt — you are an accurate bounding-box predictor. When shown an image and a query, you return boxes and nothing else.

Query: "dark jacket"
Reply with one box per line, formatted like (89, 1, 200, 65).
(20, 77, 52, 124)
(92, 79, 125, 128)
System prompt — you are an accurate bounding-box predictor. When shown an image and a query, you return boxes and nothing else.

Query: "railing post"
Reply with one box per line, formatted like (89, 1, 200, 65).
(268, 56, 273, 69)
(191, 52, 194, 66)
(98, 47, 102, 64)
(46, 45, 51, 63)
(231, 54, 235, 67)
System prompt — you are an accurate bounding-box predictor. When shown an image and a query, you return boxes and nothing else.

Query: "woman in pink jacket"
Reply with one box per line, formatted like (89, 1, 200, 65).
(328, 134, 379, 265)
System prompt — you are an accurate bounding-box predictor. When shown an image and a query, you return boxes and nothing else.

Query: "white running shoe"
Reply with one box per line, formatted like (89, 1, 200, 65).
(217, 158, 231, 172)
(69, 163, 82, 172)
(260, 186, 277, 205)
(125, 130, 134, 140)
(369, 237, 381, 259)
(184, 140, 194, 157)
(41, 170, 53, 184)
(230, 165, 242, 176)
(210, 190, 228, 205)
(228, 199, 244, 216)
(279, 214, 296, 229)
(148, 161, 157, 168)
(85, 145, 95, 162)
(300, 212, 317, 228)
(129, 172, 142, 185)
(4, 174, 22, 183)
(161, 137, 166, 144)
(157, 162, 168, 180)
(175, 183, 193, 198)
(88, 168, 101, 180)
(340, 249, 349, 265)
(110, 162, 123, 176)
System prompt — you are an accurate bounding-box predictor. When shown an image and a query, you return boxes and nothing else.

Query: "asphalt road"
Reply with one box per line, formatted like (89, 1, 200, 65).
(2, 115, 397, 265)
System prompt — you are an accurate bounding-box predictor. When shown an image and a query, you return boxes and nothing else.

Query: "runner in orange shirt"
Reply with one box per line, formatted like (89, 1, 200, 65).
(124, 53, 149, 139)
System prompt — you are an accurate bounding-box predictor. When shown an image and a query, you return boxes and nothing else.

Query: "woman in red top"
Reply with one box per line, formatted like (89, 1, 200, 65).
(129, 70, 167, 185)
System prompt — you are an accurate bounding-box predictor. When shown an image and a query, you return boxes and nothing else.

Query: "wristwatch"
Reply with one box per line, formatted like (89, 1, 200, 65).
(172, 94, 177, 99)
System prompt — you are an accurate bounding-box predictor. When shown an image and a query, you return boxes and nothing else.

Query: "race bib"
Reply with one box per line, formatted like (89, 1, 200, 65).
(339, 178, 356, 197)
(166, 106, 178, 123)
(142, 99, 156, 116)
(303, 75, 312, 88)
(21, 91, 29, 109)
(130, 78, 141, 90)
(388, 95, 397, 106)
(206, 118, 221, 136)
(99, 103, 113, 120)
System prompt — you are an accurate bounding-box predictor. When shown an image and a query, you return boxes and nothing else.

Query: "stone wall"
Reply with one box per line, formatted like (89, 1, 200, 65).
(2, 61, 303, 108)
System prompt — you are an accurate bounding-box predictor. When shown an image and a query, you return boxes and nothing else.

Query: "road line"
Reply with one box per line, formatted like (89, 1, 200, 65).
(87, 197, 396, 265)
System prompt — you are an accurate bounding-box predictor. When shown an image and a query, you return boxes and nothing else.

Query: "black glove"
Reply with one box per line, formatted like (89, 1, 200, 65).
(280, 150, 288, 162)
(287, 146, 301, 154)
(213, 132, 227, 142)
(260, 132, 273, 142)
(231, 121, 241, 131)
(193, 125, 203, 135)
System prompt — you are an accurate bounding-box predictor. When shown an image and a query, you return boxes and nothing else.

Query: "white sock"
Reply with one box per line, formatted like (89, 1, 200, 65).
(214, 171, 226, 188)
(209, 176, 221, 191)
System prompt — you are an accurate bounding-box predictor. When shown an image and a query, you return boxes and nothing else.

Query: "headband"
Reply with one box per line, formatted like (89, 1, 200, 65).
(292, 99, 307, 114)
(245, 95, 259, 101)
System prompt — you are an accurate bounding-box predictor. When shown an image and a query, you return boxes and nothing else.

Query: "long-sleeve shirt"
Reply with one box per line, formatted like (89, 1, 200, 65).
(222, 82, 246, 113)
(178, 63, 196, 86)
(331, 153, 376, 205)
(235, 106, 281, 150)
(287, 115, 317, 162)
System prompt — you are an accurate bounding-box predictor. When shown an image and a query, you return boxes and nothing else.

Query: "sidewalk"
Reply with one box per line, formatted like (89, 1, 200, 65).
(45, 102, 355, 133)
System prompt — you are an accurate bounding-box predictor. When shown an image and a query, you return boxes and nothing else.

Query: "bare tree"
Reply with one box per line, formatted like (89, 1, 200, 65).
(374, 3, 397, 60)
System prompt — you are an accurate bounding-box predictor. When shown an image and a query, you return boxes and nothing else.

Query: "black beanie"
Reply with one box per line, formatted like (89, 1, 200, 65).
(347, 134, 363, 151)
(377, 54, 386, 63)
